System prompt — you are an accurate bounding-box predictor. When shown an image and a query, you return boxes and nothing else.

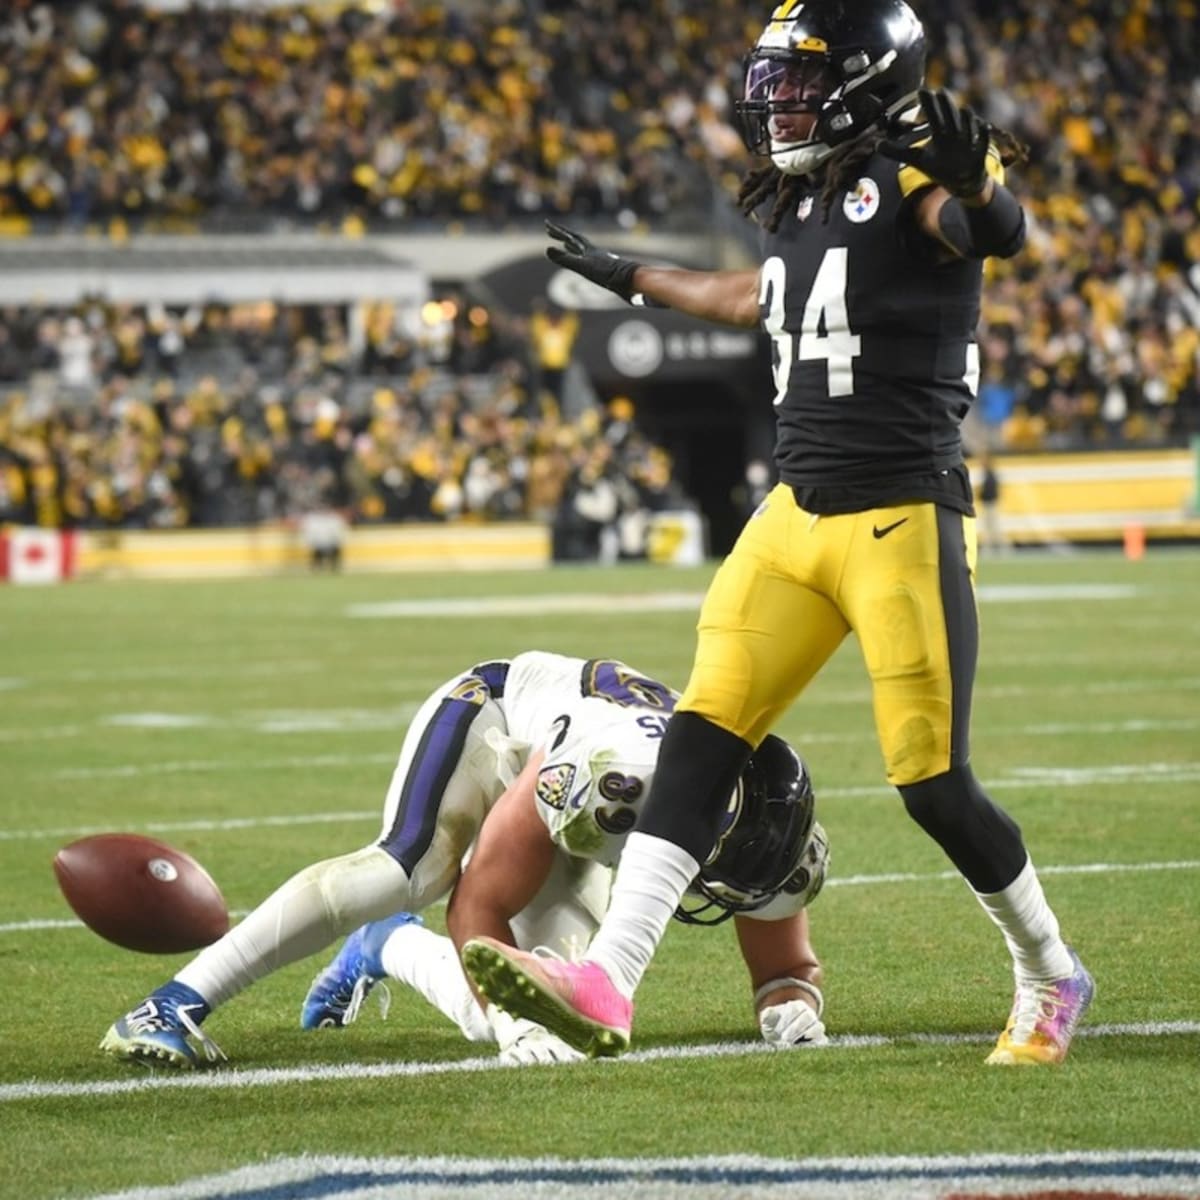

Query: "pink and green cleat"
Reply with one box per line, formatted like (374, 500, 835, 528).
(461, 937, 632, 1058)
(986, 947, 1095, 1065)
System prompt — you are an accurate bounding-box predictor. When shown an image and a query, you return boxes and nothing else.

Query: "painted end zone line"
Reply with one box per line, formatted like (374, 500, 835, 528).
(83, 1150, 1200, 1200)
(4, 1022, 1198, 1104)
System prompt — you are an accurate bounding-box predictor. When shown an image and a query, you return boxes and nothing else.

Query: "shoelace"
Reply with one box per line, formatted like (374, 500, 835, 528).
(1009, 979, 1070, 1042)
(176, 1003, 227, 1063)
(340, 977, 391, 1026)
(127, 1000, 225, 1063)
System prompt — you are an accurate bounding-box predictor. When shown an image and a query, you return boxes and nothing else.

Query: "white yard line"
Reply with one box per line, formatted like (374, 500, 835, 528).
(4, 858, 1197, 935)
(346, 584, 1140, 620)
(2, 1021, 1197, 1104)
(825, 859, 1200, 888)
(0, 810, 379, 843)
(821, 764, 1200, 799)
(50, 752, 398, 781)
(0, 704, 1192, 756)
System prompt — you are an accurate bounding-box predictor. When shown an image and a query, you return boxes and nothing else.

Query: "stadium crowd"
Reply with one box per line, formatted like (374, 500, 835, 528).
(0, 294, 688, 555)
(0, 0, 1198, 534)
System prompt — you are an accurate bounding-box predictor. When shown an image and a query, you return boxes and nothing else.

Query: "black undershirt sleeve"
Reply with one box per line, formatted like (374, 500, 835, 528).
(937, 183, 1026, 260)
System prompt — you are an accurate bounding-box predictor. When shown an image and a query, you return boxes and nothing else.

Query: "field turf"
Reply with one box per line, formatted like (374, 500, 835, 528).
(1, 553, 1197, 1198)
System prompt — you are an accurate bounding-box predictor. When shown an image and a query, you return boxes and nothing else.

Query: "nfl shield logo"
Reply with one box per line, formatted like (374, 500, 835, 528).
(796, 195, 814, 221)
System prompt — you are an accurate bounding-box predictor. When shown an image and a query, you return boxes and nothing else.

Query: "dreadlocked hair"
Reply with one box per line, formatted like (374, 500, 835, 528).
(818, 129, 886, 221)
(736, 122, 1028, 234)
(989, 124, 1029, 169)
(736, 129, 888, 233)
(737, 163, 792, 232)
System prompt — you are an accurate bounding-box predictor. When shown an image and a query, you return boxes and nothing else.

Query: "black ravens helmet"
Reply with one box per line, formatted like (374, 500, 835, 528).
(675, 734, 829, 925)
(736, 0, 926, 176)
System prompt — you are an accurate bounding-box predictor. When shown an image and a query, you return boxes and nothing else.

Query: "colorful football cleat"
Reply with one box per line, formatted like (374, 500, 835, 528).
(986, 947, 1095, 1065)
(461, 936, 632, 1058)
(301, 912, 422, 1030)
(100, 981, 224, 1069)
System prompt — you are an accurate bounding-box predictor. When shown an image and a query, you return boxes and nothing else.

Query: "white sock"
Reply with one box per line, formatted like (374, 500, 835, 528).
(379, 922, 492, 1042)
(177, 846, 409, 1009)
(972, 856, 1074, 982)
(586, 832, 699, 998)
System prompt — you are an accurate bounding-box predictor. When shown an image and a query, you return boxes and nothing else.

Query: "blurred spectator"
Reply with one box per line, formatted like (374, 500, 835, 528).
(528, 300, 580, 409)
(552, 438, 621, 563)
(975, 452, 1007, 556)
(296, 468, 348, 572)
(0, 0, 722, 231)
(730, 458, 772, 523)
(0, 293, 693, 534)
(0, 0, 1197, 509)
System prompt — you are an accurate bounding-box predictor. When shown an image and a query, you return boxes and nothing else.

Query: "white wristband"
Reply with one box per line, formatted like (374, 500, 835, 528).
(753, 976, 824, 1018)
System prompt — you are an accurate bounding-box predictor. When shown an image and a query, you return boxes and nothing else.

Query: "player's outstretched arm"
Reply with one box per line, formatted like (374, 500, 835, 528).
(881, 88, 1025, 261)
(734, 909, 827, 1048)
(633, 265, 762, 328)
(546, 221, 760, 327)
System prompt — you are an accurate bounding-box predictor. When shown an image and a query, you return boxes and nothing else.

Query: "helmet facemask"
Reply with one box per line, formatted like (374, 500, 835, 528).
(674, 736, 824, 926)
(735, 1, 926, 178)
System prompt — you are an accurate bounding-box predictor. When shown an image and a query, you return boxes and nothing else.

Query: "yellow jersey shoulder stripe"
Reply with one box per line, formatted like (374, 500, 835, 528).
(896, 140, 1006, 198)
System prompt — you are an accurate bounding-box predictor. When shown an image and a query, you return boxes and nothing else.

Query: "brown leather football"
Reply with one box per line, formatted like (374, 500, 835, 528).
(53, 833, 229, 954)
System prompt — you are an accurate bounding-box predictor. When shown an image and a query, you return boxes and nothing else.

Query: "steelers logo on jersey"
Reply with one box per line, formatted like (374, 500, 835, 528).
(536, 762, 577, 812)
(843, 177, 880, 223)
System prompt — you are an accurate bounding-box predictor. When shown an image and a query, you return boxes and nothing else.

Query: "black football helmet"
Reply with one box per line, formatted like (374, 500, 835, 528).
(735, 0, 926, 176)
(674, 734, 828, 926)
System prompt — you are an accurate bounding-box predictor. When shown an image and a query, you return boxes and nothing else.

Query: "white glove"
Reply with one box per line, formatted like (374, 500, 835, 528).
(500, 1023, 585, 1065)
(759, 997, 828, 1048)
(488, 1005, 584, 1065)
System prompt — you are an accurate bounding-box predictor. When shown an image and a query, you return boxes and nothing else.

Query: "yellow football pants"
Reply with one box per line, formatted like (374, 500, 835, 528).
(678, 483, 979, 786)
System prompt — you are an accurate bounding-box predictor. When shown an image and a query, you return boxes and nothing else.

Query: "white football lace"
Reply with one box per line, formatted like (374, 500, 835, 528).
(128, 1000, 225, 1063)
(176, 1003, 227, 1063)
(127, 998, 225, 1065)
(1009, 979, 1069, 1042)
(341, 977, 391, 1026)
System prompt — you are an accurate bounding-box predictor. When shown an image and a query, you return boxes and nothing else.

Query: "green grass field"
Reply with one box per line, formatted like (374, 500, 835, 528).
(2, 553, 1198, 1198)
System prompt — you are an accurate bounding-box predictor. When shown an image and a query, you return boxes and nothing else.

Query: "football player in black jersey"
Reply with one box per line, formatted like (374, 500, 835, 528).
(462, 0, 1094, 1066)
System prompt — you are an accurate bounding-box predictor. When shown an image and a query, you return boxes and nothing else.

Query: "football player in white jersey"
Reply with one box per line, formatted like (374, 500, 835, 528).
(304, 653, 830, 1063)
(101, 652, 828, 1069)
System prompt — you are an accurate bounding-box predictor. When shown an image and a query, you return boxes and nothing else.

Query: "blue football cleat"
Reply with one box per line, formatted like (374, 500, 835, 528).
(301, 912, 423, 1030)
(100, 981, 225, 1069)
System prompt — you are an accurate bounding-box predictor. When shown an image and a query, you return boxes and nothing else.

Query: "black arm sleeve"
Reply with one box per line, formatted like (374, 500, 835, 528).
(937, 183, 1026, 260)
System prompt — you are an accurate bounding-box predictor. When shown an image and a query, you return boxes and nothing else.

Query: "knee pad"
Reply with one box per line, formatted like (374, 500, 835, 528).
(898, 764, 1026, 892)
(303, 845, 412, 936)
(636, 711, 753, 864)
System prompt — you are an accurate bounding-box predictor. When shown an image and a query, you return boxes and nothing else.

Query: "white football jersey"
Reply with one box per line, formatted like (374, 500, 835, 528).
(500, 652, 677, 867)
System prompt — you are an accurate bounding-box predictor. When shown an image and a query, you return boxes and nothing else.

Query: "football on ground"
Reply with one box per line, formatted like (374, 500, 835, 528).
(52, 833, 229, 953)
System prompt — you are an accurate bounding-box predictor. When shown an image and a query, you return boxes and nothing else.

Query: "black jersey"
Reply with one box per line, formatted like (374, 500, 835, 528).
(759, 148, 988, 516)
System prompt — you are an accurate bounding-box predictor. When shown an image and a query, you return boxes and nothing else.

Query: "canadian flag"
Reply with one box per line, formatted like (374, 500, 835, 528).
(0, 527, 77, 585)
